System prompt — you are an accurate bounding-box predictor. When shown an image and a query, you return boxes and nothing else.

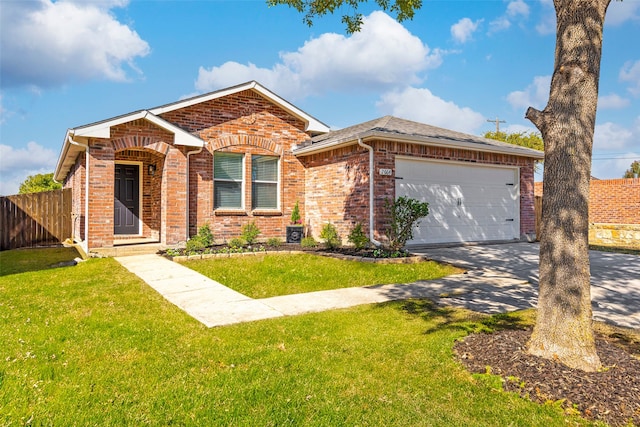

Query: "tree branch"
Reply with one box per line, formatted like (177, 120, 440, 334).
(525, 107, 545, 133)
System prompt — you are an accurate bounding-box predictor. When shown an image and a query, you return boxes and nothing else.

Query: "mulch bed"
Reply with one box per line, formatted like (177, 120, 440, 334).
(454, 329, 640, 426)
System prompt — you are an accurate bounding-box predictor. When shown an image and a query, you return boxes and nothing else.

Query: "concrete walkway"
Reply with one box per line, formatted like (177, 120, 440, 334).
(115, 244, 640, 329)
(115, 253, 526, 328)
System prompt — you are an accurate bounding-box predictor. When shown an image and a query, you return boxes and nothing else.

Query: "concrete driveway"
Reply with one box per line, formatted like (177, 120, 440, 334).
(411, 242, 640, 330)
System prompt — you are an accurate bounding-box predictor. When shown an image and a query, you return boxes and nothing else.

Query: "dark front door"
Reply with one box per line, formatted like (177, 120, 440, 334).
(114, 164, 140, 235)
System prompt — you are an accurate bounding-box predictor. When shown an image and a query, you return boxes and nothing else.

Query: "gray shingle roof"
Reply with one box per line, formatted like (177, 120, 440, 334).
(294, 115, 544, 159)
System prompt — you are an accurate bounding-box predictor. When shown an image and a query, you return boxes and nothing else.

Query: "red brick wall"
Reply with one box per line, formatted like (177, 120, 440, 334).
(180, 91, 311, 241)
(535, 178, 640, 224)
(590, 178, 640, 224)
(87, 138, 115, 249)
(300, 140, 537, 243)
(300, 147, 370, 242)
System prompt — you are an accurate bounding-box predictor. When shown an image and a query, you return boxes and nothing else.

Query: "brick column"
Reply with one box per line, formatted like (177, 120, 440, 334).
(161, 146, 188, 245)
(87, 139, 115, 249)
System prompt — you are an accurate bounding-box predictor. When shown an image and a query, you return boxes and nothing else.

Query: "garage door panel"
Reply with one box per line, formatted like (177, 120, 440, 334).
(396, 158, 519, 244)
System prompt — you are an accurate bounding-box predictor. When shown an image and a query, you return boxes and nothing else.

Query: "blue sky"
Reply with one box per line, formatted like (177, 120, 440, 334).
(1, 0, 639, 195)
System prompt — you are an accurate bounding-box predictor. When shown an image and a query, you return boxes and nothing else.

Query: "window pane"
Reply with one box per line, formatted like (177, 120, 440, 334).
(215, 153, 243, 181)
(252, 155, 277, 182)
(214, 181, 242, 209)
(252, 183, 277, 209)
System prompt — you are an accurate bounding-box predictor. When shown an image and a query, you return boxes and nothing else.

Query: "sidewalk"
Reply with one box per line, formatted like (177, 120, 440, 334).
(115, 253, 534, 328)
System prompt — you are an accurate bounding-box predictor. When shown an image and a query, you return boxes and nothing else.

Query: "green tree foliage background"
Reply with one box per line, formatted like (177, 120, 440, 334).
(19, 173, 62, 194)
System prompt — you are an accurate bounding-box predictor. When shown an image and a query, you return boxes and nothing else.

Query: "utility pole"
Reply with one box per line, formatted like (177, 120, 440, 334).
(487, 117, 506, 133)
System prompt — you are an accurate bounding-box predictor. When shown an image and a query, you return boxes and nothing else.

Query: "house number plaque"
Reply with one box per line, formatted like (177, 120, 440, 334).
(379, 168, 393, 176)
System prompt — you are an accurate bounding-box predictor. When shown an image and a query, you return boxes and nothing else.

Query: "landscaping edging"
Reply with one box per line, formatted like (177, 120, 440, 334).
(164, 250, 428, 264)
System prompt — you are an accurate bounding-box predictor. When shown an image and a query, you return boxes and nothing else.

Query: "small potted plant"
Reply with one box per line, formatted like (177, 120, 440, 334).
(286, 201, 304, 243)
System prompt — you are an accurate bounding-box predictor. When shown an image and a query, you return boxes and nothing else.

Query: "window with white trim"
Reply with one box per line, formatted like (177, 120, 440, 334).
(214, 152, 244, 209)
(251, 155, 279, 210)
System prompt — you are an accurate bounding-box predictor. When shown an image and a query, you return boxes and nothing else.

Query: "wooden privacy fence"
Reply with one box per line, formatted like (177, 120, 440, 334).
(534, 195, 542, 241)
(0, 189, 72, 251)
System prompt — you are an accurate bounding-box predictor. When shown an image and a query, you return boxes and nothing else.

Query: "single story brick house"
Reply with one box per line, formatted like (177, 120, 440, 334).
(54, 81, 543, 253)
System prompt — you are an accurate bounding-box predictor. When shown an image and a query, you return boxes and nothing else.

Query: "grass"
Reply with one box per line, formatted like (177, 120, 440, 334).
(0, 248, 602, 426)
(184, 253, 463, 298)
(589, 244, 640, 256)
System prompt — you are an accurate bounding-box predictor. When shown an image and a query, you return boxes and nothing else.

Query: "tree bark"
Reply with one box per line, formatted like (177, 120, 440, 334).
(525, 0, 610, 372)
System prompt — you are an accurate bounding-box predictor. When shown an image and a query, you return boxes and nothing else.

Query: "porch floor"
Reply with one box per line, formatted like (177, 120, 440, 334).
(92, 240, 164, 257)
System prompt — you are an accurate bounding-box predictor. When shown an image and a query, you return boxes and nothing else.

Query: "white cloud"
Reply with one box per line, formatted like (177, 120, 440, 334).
(507, 75, 551, 110)
(507, 0, 530, 18)
(594, 120, 636, 151)
(591, 117, 640, 178)
(535, 0, 556, 35)
(606, 1, 640, 26)
(0, 142, 59, 196)
(375, 87, 486, 134)
(0, 0, 150, 88)
(620, 60, 640, 96)
(598, 93, 630, 109)
(451, 18, 482, 43)
(489, 17, 511, 33)
(489, 0, 529, 34)
(195, 11, 443, 100)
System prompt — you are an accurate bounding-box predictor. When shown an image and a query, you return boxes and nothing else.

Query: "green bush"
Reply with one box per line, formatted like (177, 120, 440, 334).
(383, 196, 429, 251)
(185, 237, 205, 254)
(347, 222, 369, 251)
(290, 200, 301, 224)
(241, 221, 261, 245)
(320, 222, 340, 249)
(228, 237, 246, 249)
(197, 223, 214, 247)
(300, 237, 318, 248)
(266, 237, 282, 248)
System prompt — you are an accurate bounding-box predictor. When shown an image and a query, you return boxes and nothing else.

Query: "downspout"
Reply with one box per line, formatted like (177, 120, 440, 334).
(65, 134, 90, 259)
(357, 138, 382, 247)
(186, 145, 203, 243)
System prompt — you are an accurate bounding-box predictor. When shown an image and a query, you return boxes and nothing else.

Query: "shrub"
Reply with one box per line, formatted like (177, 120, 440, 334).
(290, 200, 301, 224)
(197, 223, 214, 247)
(301, 237, 318, 248)
(241, 221, 261, 245)
(383, 196, 430, 251)
(320, 222, 340, 249)
(347, 222, 369, 251)
(228, 237, 246, 249)
(267, 237, 282, 248)
(185, 237, 205, 254)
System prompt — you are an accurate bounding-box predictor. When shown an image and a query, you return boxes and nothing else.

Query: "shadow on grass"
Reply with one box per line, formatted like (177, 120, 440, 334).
(0, 247, 80, 277)
(380, 298, 533, 336)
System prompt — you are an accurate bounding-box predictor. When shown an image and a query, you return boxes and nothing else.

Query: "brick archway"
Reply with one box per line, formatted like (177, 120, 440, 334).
(112, 136, 172, 156)
(210, 135, 283, 155)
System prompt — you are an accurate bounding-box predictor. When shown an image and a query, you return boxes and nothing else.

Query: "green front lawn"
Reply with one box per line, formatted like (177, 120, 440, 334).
(184, 253, 463, 298)
(0, 248, 596, 426)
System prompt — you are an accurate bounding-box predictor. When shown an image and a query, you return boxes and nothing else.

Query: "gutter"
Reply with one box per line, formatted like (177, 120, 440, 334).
(357, 137, 382, 247)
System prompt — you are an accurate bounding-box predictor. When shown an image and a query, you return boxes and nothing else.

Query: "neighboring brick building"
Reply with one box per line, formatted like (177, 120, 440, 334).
(54, 81, 543, 253)
(535, 178, 640, 247)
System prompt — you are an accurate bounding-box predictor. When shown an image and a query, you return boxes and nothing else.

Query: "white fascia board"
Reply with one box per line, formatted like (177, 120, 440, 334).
(72, 111, 148, 138)
(250, 83, 330, 133)
(143, 113, 203, 147)
(70, 111, 203, 147)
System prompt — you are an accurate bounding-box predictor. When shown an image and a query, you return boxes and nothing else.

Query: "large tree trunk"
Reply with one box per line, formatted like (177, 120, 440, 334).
(525, 0, 610, 372)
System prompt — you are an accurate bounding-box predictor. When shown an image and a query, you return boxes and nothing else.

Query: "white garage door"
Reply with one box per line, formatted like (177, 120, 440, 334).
(395, 158, 520, 245)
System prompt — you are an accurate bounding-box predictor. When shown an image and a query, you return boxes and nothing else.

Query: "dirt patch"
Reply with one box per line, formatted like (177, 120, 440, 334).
(454, 329, 640, 426)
